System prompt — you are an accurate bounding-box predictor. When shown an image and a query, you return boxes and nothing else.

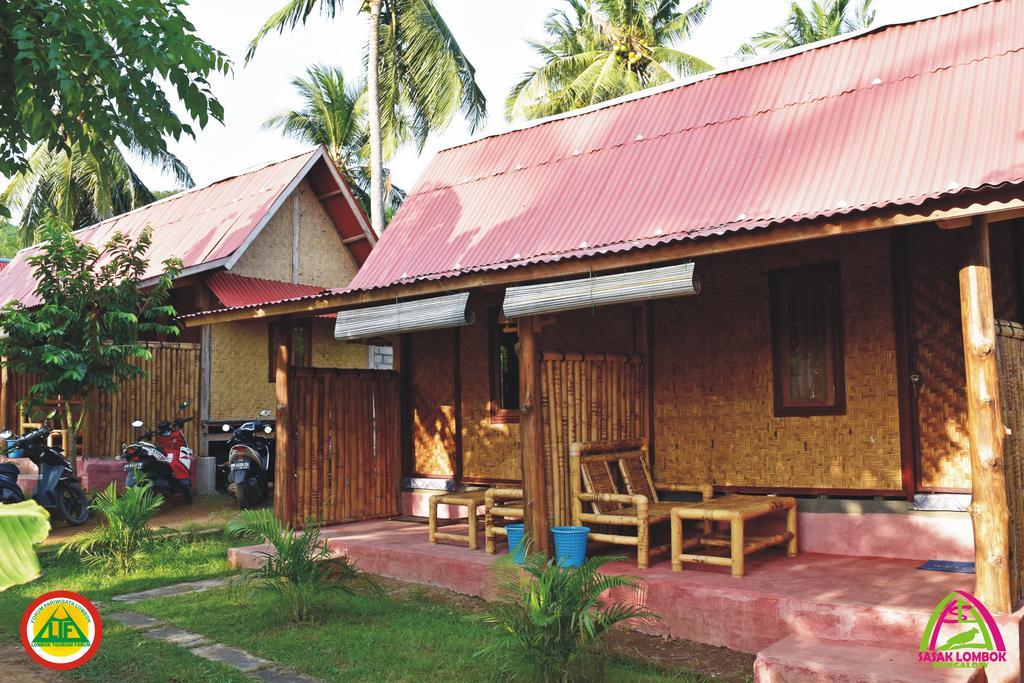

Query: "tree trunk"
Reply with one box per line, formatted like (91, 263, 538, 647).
(366, 0, 385, 236)
(959, 215, 1012, 614)
(62, 399, 78, 476)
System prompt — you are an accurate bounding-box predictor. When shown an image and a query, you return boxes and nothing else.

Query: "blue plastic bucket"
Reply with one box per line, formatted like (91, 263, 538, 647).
(551, 526, 590, 568)
(505, 523, 526, 564)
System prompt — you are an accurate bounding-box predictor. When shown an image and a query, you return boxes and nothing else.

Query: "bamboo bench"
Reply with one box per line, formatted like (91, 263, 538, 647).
(428, 489, 488, 550)
(484, 487, 524, 554)
(669, 495, 797, 577)
(570, 440, 712, 569)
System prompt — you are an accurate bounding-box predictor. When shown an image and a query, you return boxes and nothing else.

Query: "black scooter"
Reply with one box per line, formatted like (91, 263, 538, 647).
(0, 420, 90, 525)
(221, 409, 274, 509)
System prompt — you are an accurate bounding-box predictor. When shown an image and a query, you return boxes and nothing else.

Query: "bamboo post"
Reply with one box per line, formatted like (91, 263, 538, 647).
(518, 316, 549, 553)
(273, 321, 294, 526)
(959, 215, 1012, 614)
(730, 517, 745, 578)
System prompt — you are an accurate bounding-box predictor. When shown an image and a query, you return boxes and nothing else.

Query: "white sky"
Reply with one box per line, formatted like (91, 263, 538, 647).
(137, 0, 974, 192)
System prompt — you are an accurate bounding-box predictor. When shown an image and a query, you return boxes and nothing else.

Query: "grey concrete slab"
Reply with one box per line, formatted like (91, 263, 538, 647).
(112, 577, 232, 603)
(105, 612, 164, 630)
(188, 643, 271, 673)
(140, 625, 210, 648)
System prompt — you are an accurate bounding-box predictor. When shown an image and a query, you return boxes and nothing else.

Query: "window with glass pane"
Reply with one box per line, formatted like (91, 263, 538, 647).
(490, 309, 519, 423)
(770, 263, 845, 415)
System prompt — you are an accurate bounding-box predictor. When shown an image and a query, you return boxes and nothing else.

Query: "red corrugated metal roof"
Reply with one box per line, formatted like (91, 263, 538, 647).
(344, 0, 1024, 294)
(206, 272, 325, 309)
(0, 147, 372, 307)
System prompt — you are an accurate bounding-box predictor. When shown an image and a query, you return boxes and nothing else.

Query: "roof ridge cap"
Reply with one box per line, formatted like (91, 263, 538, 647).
(431, 0, 996, 156)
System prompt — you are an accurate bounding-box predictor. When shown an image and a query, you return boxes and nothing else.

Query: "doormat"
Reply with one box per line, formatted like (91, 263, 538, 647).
(918, 560, 976, 574)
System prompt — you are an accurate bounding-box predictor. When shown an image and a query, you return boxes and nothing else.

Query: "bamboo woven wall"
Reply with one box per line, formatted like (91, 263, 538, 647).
(907, 223, 1020, 490)
(279, 367, 399, 526)
(460, 305, 520, 481)
(653, 232, 903, 491)
(996, 320, 1024, 607)
(409, 328, 457, 477)
(89, 342, 201, 458)
(541, 352, 645, 525)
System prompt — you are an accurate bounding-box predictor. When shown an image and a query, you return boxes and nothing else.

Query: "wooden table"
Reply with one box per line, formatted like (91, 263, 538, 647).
(669, 495, 797, 577)
(428, 489, 489, 550)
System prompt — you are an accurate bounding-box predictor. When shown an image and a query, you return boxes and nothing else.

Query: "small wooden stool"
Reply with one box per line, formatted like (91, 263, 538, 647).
(428, 489, 489, 550)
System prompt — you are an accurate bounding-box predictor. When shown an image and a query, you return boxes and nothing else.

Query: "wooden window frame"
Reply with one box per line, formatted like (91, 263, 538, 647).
(488, 307, 520, 424)
(268, 319, 313, 382)
(769, 262, 846, 417)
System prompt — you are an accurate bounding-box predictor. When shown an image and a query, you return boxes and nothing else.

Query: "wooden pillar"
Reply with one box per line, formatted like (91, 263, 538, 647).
(959, 215, 1012, 614)
(272, 320, 295, 526)
(518, 316, 549, 553)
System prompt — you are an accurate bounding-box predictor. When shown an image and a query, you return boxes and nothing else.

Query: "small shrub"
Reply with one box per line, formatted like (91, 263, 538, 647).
(226, 508, 379, 622)
(59, 481, 163, 574)
(480, 547, 655, 682)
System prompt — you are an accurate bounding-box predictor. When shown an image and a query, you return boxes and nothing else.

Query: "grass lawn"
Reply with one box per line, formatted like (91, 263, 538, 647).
(5, 514, 750, 681)
(132, 578, 721, 682)
(1, 530, 246, 682)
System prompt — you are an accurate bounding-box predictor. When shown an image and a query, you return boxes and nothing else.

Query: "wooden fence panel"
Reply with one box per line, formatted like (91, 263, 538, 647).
(996, 320, 1024, 608)
(540, 351, 646, 526)
(1, 342, 200, 458)
(278, 367, 400, 527)
(88, 342, 201, 457)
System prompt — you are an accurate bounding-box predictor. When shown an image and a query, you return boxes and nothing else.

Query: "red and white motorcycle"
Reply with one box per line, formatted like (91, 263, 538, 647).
(121, 401, 195, 503)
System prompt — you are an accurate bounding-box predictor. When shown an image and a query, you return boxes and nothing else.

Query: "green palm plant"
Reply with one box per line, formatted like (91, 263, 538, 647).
(247, 0, 485, 235)
(227, 508, 379, 622)
(58, 481, 164, 574)
(480, 548, 656, 682)
(737, 0, 875, 56)
(1, 138, 193, 247)
(506, 0, 714, 121)
(263, 65, 405, 217)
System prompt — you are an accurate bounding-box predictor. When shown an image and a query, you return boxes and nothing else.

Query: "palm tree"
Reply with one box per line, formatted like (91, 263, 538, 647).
(263, 65, 405, 217)
(0, 140, 192, 247)
(247, 0, 486, 235)
(506, 0, 714, 121)
(738, 0, 875, 56)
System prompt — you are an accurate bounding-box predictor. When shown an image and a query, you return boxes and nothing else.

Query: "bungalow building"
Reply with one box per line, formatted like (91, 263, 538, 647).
(0, 147, 377, 488)
(186, 1, 1024, 678)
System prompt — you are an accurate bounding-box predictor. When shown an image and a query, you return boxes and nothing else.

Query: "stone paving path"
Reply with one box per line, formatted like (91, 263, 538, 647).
(107, 580, 322, 683)
(111, 576, 233, 603)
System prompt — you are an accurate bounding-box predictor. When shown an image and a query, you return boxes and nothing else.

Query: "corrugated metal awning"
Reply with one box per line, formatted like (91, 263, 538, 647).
(334, 292, 474, 340)
(502, 262, 698, 318)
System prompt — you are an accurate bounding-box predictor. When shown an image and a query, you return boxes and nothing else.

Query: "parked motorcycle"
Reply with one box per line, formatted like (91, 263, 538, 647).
(121, 401, 195, 504)
(221, 409, 274, 509)
(0, 416, 90, 525)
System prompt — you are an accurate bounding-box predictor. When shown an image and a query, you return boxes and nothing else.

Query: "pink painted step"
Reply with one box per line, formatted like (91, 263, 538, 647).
(754, 636, 986, 683)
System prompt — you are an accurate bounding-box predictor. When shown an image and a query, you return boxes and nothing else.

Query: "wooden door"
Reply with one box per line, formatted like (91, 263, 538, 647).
(277, 367, 400, 526)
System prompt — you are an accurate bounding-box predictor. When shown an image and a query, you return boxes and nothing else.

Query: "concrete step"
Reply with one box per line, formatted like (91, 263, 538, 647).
(754, 636, 987, 682)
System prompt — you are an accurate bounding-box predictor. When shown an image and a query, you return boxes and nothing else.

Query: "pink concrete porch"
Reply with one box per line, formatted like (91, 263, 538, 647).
(229, 519, 1022, 682)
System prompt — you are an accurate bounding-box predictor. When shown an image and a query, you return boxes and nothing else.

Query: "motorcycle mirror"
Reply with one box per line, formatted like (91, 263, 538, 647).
(221, 423, 231, 433)
(179, 400, 190, 410)
(259, 409, 272, 418)
(263, 425, 273, 434)
(131, 419, 145, 428)
(0, 430, 11, 439)
(45, 409, 57, 420)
